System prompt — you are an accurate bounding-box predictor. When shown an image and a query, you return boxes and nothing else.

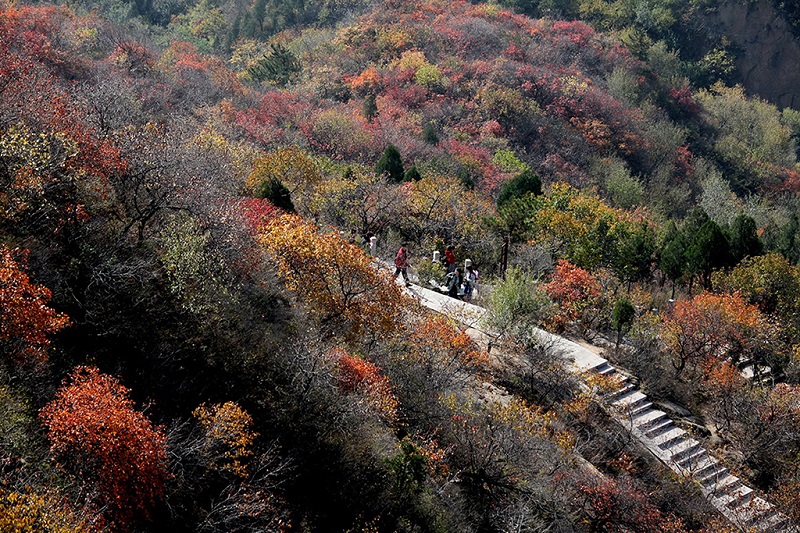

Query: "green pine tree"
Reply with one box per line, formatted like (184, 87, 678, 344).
(729, 214, 763, 264)
(362, 93, 378, 122)
(376, 145, 404, 182)
(248, 43, 301, 86)
(256, 177, 295, 212)
(612, 298, 635, 350)
(422, 122, 439, 145)
(687, 219, 730, 289)
(496, 170, 542, 209)
(403, 165, 422, 182)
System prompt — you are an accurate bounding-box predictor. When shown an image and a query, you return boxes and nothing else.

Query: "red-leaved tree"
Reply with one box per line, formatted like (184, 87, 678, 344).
(334, 348, 398, 422)
(39, 366, 168, 531)
(0, 246, 69, 363)
(545, 259, 601, 332)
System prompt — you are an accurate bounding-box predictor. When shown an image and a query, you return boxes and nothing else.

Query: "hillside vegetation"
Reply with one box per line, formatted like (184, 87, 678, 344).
(4, 0, 800, 531)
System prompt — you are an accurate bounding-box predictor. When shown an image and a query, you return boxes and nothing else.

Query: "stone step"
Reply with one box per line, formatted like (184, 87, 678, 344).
(643, 418, 674, 438)
(696, 463, 728, 487)
(632, 409, 668, 429)
(628, 401, 654, 417)
(762, 512, 793, 533)
(614, 393, 651, 415)
(652, 427, 686, 448)
(724, 485, 755, 509)
(676, 449, 707, 469)
(707, 474, 742, 496)
(612, 389, 645, 406)
(592, 362, 616, 375)
(711, 474, 744, 498)
(741, 364, 774, 381)
(605, 383, 635, 401)
(668, 439, 701, 461)
(653, 427, 688, 448)
(714, 488, 753, 511)
(680, 455, 717, 477)
(741, 364, 757, 379)
(747, 508, 781, 530)
(740, 498, 773, 527)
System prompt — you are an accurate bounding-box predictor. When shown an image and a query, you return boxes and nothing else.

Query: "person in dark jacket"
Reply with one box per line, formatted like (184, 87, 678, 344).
(447, 267, 463, 298)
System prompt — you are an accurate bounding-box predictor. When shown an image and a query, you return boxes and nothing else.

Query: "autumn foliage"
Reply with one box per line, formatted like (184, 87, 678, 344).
(545, 259, 601, 331)
(574, 475, 686, 533)
(39, 367, 168, 530)
(193, 402, 258, 479)
(334, 348, 399, 422)
(258, 213, 407, 336)
(661, 291, 764, 377)
(403, 315, 489, 374)
(4, 0, 800, 529)
(0, 488, 92, 533)
(0, 246, 69, 363)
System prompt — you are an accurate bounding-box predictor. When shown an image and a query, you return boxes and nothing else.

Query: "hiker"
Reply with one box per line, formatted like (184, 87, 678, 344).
(394, 242, 411, 287)
(447, 266, 463, 298)
(464, 259, 478, 300)
(443, 245, 456, 273)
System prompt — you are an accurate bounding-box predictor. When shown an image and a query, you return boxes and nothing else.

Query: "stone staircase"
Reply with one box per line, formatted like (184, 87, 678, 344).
(393, 277, 797, 532)
(589, 359, 795, 532)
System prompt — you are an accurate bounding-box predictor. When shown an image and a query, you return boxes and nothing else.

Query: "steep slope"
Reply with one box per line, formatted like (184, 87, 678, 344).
(712, 0, 800, 110)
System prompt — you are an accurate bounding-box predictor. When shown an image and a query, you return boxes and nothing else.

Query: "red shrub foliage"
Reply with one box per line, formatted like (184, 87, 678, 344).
(40, 366, 168, 530)
(545, 259, 601, 330)
(575, 475, 686, 532)
(0, 246, 70, 363)
(238, 197, 280, 233)
(669, 86, 702, 118)
(235, 91, 313, 145)
(334, 348, 399, 421)
(0, 5, 128, 180)
(552, 20, 595, 47)
(672, 144, 695, 183)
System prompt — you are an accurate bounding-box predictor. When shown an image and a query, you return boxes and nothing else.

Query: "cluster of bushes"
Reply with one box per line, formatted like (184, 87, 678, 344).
(8, 0, 800, 529)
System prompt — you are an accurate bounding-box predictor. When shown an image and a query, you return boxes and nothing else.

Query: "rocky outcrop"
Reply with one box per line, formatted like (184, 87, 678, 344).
(714, 0, 800, 110)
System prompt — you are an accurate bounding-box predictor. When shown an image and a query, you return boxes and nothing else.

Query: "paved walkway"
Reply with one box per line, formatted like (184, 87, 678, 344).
(403, 280, 797, 533)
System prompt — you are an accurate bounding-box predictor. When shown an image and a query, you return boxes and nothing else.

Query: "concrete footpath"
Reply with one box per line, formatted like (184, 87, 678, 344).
(402, 280, 797, 533)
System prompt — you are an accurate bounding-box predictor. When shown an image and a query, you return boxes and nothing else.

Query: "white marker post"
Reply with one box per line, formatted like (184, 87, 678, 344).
(369, 236, 377, 257)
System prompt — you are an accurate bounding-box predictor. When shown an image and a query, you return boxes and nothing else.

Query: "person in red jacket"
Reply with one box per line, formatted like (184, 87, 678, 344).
(394, 243, 411, 286)
(444, 245, 456, 273)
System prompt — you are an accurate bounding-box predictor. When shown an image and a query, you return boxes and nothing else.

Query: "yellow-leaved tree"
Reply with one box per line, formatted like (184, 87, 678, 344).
(258, 213, 408, 337)
(405, 174, 494, 244)
(246, 147, 322, 209)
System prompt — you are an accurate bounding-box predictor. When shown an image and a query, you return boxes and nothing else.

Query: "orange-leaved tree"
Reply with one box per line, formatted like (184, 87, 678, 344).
(660, 291, 765, 378)
(0, 246, 69, 363)
(405, 315, 489, 373)
(393, 314, 489, 396)
(39, 366, 168, 531)
(257, 213, 407, 337)
(192, 401, 258, 480)
(333, 347, 399, 422)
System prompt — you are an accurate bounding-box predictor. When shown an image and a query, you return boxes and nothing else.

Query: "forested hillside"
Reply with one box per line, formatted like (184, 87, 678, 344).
(4, 0, 800, 531)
